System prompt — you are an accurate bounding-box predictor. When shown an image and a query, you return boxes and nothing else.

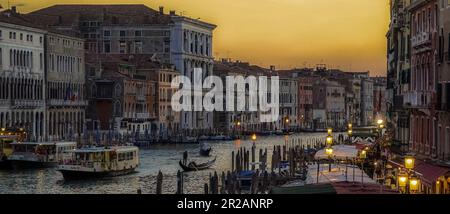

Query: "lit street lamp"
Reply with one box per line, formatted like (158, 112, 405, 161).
(327, 128, 333, 135)
(404, 156, 415, 170)
(251, 133, 257, 142)
(326, 135, 333, 146)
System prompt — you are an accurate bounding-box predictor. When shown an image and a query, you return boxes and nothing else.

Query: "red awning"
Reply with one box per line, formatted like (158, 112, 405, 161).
(388, 158, 450, 186)
(414, 162, 450, 186)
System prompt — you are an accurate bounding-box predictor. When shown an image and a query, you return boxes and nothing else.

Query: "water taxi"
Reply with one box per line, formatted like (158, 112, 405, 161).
(0, 128, 26, 168)
(8, 141, 77, 168)
(57, 146, 139, 180)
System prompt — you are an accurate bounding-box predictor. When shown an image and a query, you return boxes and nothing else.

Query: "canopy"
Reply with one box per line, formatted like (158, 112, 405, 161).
(315, 145, 359, 160)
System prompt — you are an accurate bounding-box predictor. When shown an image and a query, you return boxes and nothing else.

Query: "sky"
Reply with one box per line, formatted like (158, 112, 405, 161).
(2, 0, 390, 76)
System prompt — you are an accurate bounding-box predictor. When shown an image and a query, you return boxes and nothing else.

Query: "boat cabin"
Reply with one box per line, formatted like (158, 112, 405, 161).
(60, 146, 139, 170)
(9, 142, 77, 163)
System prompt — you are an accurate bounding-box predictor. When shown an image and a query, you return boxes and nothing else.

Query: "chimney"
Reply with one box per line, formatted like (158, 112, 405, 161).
(159, 6, 164, 15)
(270, 65, 276, 71)
(169, 10, 176, 16)
(11, 6, 17, 13)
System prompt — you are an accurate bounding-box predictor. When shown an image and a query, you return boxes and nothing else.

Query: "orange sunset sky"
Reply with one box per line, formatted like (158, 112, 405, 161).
(1, 0, 390, 76)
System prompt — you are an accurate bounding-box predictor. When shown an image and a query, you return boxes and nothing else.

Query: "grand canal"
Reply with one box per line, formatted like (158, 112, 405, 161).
(0, 133, 329, 194)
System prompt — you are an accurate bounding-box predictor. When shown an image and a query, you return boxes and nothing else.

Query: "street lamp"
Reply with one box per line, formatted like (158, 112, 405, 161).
(404, 156, 415, 170)
(251, 133, 257, 142)
(348, 123, 352, 129)
(409, 176, 419, 193)
(325, 147, 333, 156)
(398, 173, 408, 192)
(327, 128, 332, 135)
(326, 147, 333, 172)
(326, 135, 333, 146)
(348, 129, 353, 137)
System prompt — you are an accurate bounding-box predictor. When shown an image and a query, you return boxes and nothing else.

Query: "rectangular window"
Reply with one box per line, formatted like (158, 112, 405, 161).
(104, 40, 111, 53)
(120, 30, 126, 37)
(20, 33, 23, 40)
(135, 30, 142, 37)
(103, 30, 111, 37)
(119, 41, 127, 54)
(39, 53, 43, 70)
(135, 41, 142, 54)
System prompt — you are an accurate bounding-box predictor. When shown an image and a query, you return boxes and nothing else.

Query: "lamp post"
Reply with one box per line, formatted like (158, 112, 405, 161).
(251, 133, 257, 143)
(359, 150, 367, 187)
(284, 117, 290, 132)
(326, 147, 333, 172)
(402, 155, 417, 194)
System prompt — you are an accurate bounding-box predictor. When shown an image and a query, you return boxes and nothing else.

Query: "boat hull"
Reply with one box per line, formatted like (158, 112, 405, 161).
(10, 160, 57, 169)
(58, 168, 136, 180)
(0, 160, 12, 169)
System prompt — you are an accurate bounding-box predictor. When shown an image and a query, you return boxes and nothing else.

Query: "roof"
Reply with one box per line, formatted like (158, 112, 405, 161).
(315, 145, 359, 160)
(27, 4, 172, 26)
(0, 10, 81, 38)
(70, 146, 138, 153)
(10, 142, 77, 146)
(271, 182, 397, 194)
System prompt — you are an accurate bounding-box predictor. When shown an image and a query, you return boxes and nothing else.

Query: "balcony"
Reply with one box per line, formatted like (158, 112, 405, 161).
(136, 95, 146, 102)
(136, 113, 150, 119)
(14, 100, 44, 107)
(411, 32, 431, 48)
(403, 91, 434, 108)
(48, 99, 88, 107)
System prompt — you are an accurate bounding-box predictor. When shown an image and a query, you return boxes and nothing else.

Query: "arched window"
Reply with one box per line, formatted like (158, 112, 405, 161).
(114, 101, 122, 116)
(115, 83, 122, 97)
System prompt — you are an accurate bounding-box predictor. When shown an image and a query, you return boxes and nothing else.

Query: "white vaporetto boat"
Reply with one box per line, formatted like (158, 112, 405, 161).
(57, 146, 139, 180)
(8, 142, 77, 168)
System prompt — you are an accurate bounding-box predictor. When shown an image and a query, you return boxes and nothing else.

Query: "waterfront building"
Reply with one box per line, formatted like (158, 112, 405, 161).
(278, 70, 298, 131)
(312, 79, 346, 130)
(361, 77, 374, 126)
(85, 55, 158, 141)
(372, 77, 387, 118)
(27, 5, 172, 63)
(387, 0, 412, 154)
(297, 76, 314, 130)
(156, 66, 180, 140)
(170, 14, 216, 136)
(0, 10, 46, 141)
(27, 4, 217, 136)
(436, 0, 450, 162)
(45, 31, 86, 141)
(407, 0, 438, 158)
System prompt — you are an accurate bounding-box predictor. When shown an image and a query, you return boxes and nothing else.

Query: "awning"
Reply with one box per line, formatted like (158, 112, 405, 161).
(388, 158, 450, 186)
(415, 162, 450, 186)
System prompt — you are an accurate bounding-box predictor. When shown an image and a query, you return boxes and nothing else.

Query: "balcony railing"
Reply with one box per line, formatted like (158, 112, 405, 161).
(412, 32, 431, 48)
(403, 91, 434, 108)
(11, 100, 44, 108)
(49, 99, 88, 106)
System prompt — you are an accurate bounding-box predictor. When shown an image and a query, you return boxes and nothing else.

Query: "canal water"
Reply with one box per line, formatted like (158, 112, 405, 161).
(0, 133, 330, 194)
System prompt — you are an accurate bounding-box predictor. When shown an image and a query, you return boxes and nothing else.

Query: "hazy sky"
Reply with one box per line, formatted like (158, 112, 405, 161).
(3, 0, 390, 76)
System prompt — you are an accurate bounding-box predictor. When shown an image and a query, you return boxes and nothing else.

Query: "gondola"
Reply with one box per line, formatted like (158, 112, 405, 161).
(200, 147, 212, 156)
(179, 157, 216, 172)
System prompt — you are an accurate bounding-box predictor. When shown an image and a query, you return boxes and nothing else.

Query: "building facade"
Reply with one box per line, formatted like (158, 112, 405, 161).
(45, 32, 86, 141)
(407, 0, 438, 158)
(156, 67, 180, 139)
(170, 15, 216, 135)
(0, 14, 46, 141)
(279, 73, 298, 131)
(297, 76, 314, 129)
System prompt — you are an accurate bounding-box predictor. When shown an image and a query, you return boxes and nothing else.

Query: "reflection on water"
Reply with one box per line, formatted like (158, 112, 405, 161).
(0, 133, 328, 194)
